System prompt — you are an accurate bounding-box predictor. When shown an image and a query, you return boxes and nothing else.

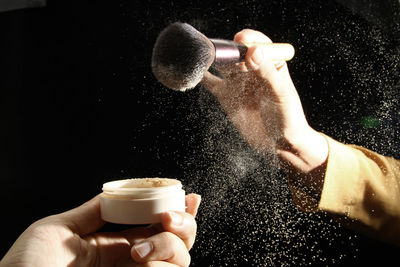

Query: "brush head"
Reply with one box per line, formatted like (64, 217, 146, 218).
(151, 22, 215, 91)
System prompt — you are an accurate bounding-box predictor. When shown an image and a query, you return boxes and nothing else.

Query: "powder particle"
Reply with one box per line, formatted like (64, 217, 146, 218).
(125, 0, 400, 265)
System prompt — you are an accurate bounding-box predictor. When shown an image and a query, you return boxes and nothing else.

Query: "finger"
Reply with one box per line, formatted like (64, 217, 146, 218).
(215, 29, 272, 76)
(235, 29, 286, 70)
(133, 262, 180, 267)
(58, 194, 105, 236)
(185, 193, 201, 217)
(234, 29, 273, 46)
(161, 209, 197, 250)
(122, 195, 200, 250)
(247, 45, 287, 71)
(85, 226, 161, 266)
(131, 232, 191, 267)
(246, 45, 276, 73)
(85, 232, 133, 266)
(245, 46, 298, 104)
(246, 46, 285, 92)
(121, 224, 160, 244)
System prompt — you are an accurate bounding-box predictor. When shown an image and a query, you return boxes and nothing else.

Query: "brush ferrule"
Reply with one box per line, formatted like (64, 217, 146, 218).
(210, 38, 248, 66)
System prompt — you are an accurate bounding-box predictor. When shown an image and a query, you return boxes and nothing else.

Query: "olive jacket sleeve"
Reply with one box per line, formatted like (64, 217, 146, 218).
(289, 135, 400, 246)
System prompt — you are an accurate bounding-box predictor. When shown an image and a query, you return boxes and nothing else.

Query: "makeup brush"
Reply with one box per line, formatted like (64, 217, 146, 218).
(151, 22, 294, 91)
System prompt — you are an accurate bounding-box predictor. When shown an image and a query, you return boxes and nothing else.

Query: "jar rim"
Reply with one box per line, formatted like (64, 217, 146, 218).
(102, 178, 182, 196)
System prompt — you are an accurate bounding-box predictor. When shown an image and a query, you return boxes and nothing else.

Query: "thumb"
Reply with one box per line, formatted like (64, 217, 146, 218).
(58, 194, 105, 236)
(246, 46, 298, 101)
(246, 46, 285, 81)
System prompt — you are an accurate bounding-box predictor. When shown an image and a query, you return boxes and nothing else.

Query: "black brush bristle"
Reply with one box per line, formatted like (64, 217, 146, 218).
(151, 22, 215, 91)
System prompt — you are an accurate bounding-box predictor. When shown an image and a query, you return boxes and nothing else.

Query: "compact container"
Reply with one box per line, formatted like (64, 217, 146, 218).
(100, 178, 185, 224)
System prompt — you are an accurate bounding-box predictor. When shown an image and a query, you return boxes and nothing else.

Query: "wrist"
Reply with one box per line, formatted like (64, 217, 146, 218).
(276, 127, 328, 205)
(276, 126, 328, 173)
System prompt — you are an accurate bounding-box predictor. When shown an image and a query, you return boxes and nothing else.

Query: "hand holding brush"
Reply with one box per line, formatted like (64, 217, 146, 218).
(151, 22, 295, 91)
(151, 23, 327, 173)
(201, 28, 329, 176)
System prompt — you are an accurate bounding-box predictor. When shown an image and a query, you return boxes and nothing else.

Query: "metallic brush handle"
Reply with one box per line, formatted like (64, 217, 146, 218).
(210, 39, 248, 65)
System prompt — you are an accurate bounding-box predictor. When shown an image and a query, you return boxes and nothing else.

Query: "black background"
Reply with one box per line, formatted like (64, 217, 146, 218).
(1, 0, 400, 265)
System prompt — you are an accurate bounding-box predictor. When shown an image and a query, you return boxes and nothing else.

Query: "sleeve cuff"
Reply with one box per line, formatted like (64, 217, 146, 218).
(288, 134, 364, 214)
(317, 135, 362, 215)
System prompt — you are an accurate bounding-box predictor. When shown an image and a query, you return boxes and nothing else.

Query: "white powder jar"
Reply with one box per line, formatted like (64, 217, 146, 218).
(100, 178, 185, 224)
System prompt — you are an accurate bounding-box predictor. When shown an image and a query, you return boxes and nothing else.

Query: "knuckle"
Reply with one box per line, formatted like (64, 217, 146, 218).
(156, 231, 181, 256)
(160, 231, 177, 243)
(184, 253, 192, 267)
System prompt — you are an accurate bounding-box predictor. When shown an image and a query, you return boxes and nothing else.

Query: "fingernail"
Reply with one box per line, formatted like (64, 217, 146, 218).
(251, 48, 264, 66)
(134, 241, 153, 258)
(168, 211, 183, 226)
